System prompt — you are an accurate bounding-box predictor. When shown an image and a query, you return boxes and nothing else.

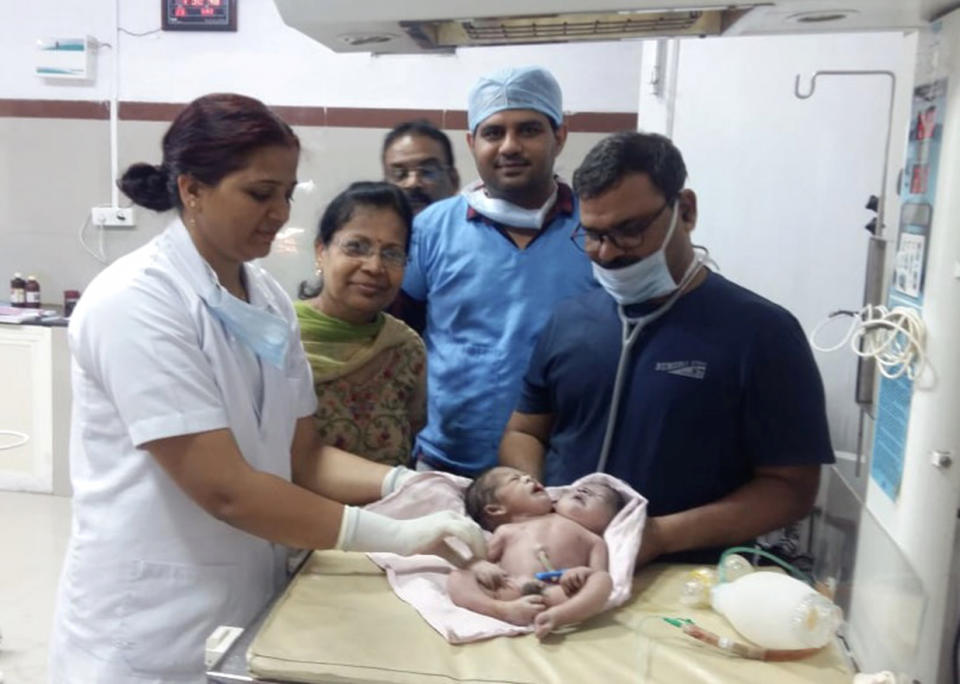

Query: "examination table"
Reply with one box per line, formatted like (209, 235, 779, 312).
(206, 550, 855, 684)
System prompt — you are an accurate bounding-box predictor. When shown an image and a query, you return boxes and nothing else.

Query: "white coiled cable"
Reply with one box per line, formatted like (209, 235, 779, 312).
(0, 430, 30, 450)
(810, 304, 927, 381)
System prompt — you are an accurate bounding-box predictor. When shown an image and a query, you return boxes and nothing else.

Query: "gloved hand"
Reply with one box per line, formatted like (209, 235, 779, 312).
(336, 506, 487, 560)
(379, 465, 418, 498)
(471, 560, 508, 591)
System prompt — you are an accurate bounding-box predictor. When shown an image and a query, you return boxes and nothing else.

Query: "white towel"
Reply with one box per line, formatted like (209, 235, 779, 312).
(366, 471, 647, 643)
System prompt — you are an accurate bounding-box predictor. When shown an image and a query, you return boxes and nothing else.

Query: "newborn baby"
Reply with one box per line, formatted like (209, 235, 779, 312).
(448, 466, 623, 638)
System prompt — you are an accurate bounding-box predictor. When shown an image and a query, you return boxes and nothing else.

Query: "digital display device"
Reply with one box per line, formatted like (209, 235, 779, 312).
(162, 0, 237, 32)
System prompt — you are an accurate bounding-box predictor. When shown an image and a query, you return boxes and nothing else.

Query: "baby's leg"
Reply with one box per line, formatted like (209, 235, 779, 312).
(533, 570, 614, 639)
(448, 570, 546, 626)
(541, 584, 568, 608)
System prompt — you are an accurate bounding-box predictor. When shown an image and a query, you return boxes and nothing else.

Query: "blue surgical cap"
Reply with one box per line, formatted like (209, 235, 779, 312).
(467, 65, 563, 133)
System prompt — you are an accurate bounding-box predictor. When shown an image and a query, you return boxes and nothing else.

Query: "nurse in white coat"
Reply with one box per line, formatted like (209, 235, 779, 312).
(49, 93, 484, 684)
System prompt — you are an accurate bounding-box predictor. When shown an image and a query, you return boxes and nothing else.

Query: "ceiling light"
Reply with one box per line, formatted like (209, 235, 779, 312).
(339, 33, 396, 46)
(787, 10, 858, 24)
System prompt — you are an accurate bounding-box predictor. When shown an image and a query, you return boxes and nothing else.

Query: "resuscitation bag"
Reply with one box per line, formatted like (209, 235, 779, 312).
(710, 572, 842, 650)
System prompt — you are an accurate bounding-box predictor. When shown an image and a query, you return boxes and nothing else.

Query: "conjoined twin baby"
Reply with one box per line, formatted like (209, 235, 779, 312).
(448, 466, 623, 638)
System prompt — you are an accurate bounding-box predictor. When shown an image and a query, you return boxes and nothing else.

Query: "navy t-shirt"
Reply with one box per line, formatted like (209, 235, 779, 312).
(518, 271, 834, 522)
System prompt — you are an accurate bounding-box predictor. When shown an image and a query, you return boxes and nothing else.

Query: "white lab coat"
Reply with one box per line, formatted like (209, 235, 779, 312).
(49, 220, 317, 683)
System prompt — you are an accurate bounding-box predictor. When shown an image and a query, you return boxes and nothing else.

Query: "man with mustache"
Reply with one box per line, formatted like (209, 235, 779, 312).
(400, 65, 598, 477)
(500, 131, 834, 568)
(382, 120, 459, 215)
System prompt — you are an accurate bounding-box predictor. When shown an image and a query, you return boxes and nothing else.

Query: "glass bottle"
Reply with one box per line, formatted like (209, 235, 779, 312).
(10, 273, 26, 307)
(24, 275, 40, 309)
(63, 290, 81, 317)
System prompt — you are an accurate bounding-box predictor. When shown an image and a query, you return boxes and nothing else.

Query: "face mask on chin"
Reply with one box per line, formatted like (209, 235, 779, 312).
(462, 179, 558, 230)
(591, 200, 684, 305)
(205, 284, 290, 369)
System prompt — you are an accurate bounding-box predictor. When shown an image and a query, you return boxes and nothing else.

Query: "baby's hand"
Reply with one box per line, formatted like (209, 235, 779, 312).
(471, 560, 508, 591)
(533, 608, 558, 639)
(560, 566, 593, 596)
(498, 595, 546, 625)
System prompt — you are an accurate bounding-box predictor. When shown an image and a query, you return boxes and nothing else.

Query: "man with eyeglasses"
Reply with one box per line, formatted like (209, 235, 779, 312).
(500, 131, 834, 568)
(382, 122, 460, 334)
(399, 65, 598, 478)
(382, 120, 460, 214)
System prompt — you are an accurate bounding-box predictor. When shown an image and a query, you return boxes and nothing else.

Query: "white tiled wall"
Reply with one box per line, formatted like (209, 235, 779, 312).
(0, 118, 610, 302)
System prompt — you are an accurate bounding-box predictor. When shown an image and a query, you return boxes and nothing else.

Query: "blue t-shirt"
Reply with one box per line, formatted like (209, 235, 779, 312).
(518, 271, 834, 518)
(402, 191, 598, 475)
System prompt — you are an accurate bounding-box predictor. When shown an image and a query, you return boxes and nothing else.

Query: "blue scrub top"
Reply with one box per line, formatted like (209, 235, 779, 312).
(402, 190, 598, 475)
(519, 271, 834, 518)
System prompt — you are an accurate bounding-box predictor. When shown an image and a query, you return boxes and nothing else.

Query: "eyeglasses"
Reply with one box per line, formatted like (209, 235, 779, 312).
(335, 237, 407, 268)
(570, 203, 669, 252)
(385, 161, 449, 184)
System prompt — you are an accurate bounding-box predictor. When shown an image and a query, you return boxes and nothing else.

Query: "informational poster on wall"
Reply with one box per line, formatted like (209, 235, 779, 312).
(870, 77, 947, 500)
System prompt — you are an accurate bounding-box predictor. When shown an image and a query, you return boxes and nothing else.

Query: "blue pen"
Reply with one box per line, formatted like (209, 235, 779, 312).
(534, 569, 566, 581)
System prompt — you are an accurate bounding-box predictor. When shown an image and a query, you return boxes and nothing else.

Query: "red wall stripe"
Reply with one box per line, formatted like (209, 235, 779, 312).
(0, 99, 636, 133)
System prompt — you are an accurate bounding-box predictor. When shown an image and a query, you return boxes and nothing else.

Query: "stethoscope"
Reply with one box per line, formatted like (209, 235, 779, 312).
(595, 248, 712, 473)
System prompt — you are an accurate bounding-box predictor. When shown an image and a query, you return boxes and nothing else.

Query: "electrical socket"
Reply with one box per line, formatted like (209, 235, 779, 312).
(91, 206, 136, 228)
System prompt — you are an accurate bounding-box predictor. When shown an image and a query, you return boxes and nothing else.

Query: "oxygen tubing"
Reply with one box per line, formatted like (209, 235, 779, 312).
(661, 617, 826, 662)
(717, 545, 815, 585)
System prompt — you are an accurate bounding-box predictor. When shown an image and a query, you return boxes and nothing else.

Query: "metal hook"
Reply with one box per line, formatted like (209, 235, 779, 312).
(791, 69, 896, 239)
(794, 73, 815, 99)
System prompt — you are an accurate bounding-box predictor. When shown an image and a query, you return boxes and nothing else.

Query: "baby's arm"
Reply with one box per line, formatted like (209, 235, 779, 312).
(533, 536, 613, 639)
(447, 528, 547, 626)
(470, 528, 507, 588)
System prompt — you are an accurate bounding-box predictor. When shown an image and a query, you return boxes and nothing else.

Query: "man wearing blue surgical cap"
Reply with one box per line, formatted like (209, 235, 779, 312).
(398, 65, 599, 476)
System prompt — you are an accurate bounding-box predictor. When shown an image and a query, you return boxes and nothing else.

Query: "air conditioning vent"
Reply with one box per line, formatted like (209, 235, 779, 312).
(403, 9, 751, 50)
(460, 11, 705, 41)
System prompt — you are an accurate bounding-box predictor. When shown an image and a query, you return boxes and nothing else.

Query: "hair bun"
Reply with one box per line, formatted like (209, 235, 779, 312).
(119, 162, 174, 211)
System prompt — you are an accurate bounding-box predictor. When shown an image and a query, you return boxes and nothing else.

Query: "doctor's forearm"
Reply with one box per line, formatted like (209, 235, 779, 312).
(498, 411, 554, 477)
(149, 429, 347, 549)
(294, 444, 391, 505)
(498, 431, 544, 477)
(213, 469, 345, 550)
(648, 467, 820, 559)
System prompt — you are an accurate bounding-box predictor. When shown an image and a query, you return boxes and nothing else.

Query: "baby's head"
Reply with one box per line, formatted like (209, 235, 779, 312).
(554, 483, 625, 535)
(465, 466, 553, 531)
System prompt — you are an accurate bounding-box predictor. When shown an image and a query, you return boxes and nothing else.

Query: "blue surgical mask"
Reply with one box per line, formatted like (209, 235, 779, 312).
(591, 200, 681, 305)
(204, 282, 290, 369)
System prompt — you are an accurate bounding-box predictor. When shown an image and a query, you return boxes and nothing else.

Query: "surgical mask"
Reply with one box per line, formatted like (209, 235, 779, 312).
(203, 279, 290, 369)
(165, 220, 291, 369)
(463, 180, 558, 230)
(591, 200, 682, 305)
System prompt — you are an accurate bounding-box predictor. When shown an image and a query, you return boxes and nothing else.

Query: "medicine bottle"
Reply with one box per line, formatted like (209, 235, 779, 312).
(63, 290, 81, 317)
(25, 275, 41, 308)
(10, 273, 26, 307)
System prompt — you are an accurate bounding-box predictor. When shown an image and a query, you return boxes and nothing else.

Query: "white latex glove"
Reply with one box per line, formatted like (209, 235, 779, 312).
(379, 465, 418, 498)
(336, 506, 486, 560)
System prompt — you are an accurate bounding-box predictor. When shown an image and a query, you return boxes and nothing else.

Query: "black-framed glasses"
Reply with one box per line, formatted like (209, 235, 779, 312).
(570, 202, 670, 252)
(385, 161, 450, 184)
(335, 237, 407, 268)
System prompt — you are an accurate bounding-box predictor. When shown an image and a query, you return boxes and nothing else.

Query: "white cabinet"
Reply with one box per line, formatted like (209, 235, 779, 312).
(0, 325, 71, 495)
